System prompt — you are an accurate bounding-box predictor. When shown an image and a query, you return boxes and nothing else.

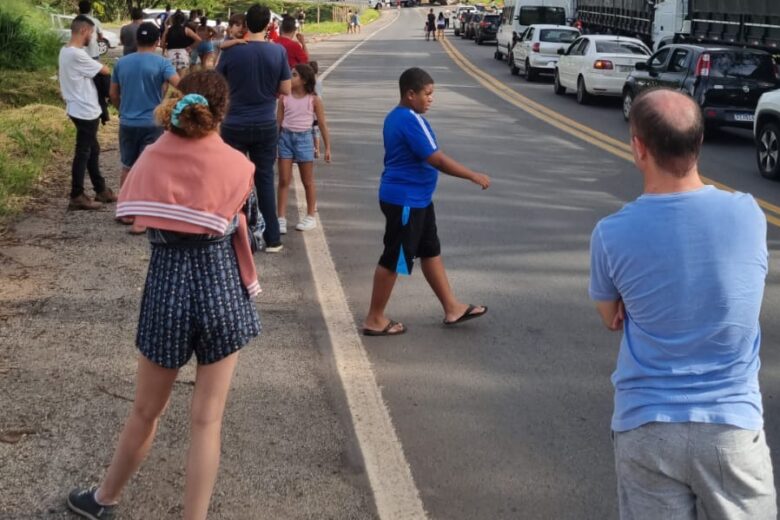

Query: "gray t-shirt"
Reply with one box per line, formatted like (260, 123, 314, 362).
(120, 22, 139, 55)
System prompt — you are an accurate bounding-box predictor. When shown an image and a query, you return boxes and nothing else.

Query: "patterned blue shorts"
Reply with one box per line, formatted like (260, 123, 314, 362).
(136, 239, 261, 369)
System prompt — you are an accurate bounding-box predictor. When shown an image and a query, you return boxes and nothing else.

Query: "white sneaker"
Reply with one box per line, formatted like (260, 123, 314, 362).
(295, 215, 317, 231)
(278, 217, 287, 235)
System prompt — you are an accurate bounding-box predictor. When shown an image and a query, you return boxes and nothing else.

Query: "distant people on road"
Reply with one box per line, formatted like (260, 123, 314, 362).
(161, 11, 201, 73)
(436, 12, 445, 39)
(362, 67, 490, 336)
(444, 9, 451, 28)
(351, 10, 361, 33)
(58, 15, 116, 212)
(347, 9, 354, 34)
(195, 16, 217, 69)
(67, 71, 261, 520)
(77, 0, 103, 59)
(277, 15, 308, 68)
(297, 8, 306, 29)
(110, 22, 180, 234)
(217, 3, 292, 253)
(589, 89, 777, 519)
(276, 63, 331, 234)
(426, 9, 436, 41)
(119, 7, 143, 55)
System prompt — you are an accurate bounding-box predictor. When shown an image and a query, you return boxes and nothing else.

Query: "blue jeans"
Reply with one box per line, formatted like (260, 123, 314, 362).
(221, 121, 280, 245)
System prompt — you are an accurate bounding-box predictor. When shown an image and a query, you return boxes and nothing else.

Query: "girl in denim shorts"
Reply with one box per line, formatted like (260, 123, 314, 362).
(276, 63, 331, 233)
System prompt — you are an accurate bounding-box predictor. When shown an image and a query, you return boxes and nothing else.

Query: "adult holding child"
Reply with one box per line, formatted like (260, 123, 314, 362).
(67, 70, 262, 520)
(58, 14, 116, 211)
(217, 4, 291, 253)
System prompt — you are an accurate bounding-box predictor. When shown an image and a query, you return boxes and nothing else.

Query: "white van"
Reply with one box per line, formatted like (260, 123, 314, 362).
(494, 0, 571, 62)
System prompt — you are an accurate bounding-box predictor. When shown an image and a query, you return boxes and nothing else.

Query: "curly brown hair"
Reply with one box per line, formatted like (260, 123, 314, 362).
(155, 71, 229, 139)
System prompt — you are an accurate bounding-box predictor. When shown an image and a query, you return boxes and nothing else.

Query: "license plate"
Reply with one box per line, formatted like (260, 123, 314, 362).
(733, 113, 754, 122)
(617, 65, 633, 72)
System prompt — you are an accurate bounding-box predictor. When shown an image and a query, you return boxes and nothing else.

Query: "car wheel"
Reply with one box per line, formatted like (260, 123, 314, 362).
(476, 37, 482, 45)
(454, 28, 459, 36)
(622, 90, 633, 121)
(494, 48, 503, 60)
(98, 39, 108, 55)
(554, 70, 566, 95)
(577, 77, 591, 105)
(509, 53, 519, 75)
(758, 122, 780, 180)
(524, 60, 537, 82)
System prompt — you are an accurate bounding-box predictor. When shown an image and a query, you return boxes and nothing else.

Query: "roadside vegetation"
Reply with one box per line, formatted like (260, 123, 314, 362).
(303, 8, 380, 35)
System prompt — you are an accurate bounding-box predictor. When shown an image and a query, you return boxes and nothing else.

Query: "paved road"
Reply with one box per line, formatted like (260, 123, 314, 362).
(312, 7, 780, 519)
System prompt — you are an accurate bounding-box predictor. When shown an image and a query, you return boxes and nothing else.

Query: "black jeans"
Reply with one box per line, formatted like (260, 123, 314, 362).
(69, 116, 106, 198)
(221, 121, 281, 245)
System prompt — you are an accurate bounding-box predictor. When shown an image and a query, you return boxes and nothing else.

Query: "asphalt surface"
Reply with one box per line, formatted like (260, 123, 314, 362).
(314, 7, 780, 519)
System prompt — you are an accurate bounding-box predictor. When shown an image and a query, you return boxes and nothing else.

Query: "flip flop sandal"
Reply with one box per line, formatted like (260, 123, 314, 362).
(128, 226, 147, 235)
(362, 320, 407, 337)
(115, 216, 134, 225)
(443, 304, 488, 326)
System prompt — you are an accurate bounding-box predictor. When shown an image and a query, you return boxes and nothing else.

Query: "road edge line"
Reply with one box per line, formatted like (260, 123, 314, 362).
(293, 11, 428, 520)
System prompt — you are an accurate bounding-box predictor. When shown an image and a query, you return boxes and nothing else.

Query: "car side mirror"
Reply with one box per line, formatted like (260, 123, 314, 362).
(635, 61, 648, 71)
(557, 48, 565, 55)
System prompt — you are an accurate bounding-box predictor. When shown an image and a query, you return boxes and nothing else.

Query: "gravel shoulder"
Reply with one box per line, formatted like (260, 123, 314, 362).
(0, 33, 386, 518)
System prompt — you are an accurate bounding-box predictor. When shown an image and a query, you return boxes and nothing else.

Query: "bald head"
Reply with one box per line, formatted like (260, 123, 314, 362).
(629, 89, 704, 178)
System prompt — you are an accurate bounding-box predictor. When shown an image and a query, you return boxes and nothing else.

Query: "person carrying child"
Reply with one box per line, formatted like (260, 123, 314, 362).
(426, 8, 436, 41)
(66, 71, 262, 519)
(276, 63, 331, 233)
(362, 67, 490, 336)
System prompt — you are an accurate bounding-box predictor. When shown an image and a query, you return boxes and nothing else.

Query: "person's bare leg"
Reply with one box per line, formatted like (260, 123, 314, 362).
(182, 351, 240, 520)
(420, 256, 484, 323)
(95, 356, 179, 505)
(276, 158, 293, 219)
(298, 162, 316, 216)
(363, 264, 404, 332)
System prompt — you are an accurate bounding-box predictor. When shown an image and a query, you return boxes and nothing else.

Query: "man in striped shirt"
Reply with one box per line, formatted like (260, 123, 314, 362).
(362, 67, 491, 337)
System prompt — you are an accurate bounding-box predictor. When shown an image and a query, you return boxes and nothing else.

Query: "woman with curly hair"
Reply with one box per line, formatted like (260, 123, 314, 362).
(67, 71, 261, 520)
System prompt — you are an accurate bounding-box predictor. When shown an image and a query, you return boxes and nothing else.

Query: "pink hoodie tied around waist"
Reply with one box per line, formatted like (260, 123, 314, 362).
(117, 131, 261, 298)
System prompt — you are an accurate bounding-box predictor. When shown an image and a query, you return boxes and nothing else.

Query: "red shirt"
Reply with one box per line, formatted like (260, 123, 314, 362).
(277, 36, 308, 68)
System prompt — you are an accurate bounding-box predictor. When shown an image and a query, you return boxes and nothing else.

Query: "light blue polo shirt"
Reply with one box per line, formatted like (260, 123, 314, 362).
(111, 52, 176, 127)
(589, 186, 767, 432)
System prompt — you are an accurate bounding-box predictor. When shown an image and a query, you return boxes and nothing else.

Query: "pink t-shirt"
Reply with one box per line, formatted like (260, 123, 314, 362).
(281, 93, 315, 132)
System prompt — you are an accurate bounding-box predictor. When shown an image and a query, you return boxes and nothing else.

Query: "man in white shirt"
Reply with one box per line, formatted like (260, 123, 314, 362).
(77, 1, 103, 59)
(58, 15, 116, 210)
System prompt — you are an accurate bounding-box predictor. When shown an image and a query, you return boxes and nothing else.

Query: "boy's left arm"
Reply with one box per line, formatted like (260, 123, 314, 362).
(427, 151, 490, 189)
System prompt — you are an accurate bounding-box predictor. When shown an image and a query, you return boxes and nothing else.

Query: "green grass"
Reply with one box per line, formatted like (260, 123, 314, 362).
(303, 8, 380, 35)
(0, 105, 75, 217)
(0, 68, 63, 109)
(0, 0, 62, 70)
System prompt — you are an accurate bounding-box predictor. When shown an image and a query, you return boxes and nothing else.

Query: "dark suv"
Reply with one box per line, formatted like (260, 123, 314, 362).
(621, 44, 779, 130)
(474, 13, 500, 45)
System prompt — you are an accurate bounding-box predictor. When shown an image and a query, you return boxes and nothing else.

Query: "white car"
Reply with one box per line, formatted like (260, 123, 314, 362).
(754, 89, 780, 180)
(51, 14, 119, 55)
(554, 35, 651, 104)
(453, 5, 476, 37)
(510, 24, 579, 81)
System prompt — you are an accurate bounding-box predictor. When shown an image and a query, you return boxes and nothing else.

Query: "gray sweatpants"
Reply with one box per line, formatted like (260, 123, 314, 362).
(614, 422, 777, 520)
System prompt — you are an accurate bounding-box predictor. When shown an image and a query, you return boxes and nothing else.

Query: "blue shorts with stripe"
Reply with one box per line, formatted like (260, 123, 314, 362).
(378, 201, 441, 275)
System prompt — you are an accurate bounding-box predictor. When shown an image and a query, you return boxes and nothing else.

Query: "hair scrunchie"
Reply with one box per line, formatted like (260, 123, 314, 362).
(171, 94, 209, 128)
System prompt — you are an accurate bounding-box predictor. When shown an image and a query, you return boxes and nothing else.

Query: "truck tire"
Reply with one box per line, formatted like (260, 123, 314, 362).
(577, 77, 591, 105)
(757, 122, 780, 180)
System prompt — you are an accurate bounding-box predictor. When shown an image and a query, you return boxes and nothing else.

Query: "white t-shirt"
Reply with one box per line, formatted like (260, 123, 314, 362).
(85, 14, 103, 58)
(58, 46, 103, 120)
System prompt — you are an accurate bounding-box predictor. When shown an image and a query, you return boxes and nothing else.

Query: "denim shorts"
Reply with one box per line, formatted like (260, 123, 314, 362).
(278, 128, 314, 163)
(119, 125, 163, 168)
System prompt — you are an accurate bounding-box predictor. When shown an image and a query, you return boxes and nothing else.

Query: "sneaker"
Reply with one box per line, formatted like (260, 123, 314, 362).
(68, 194, 102, 211)
(295, 215, 317, 232)
(278, 217, 287, 235)
(265, 242, 284, 253)
(94, 189, 118, 203)
(67, 488, 116, 519)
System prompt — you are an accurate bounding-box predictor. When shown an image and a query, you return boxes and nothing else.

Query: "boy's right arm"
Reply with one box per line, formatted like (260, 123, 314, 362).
(427, 151, 490, 189)
(220, 38, 245, 49)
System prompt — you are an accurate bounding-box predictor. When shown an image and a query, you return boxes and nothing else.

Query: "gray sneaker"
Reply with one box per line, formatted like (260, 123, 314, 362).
(67, 487, 116, 519)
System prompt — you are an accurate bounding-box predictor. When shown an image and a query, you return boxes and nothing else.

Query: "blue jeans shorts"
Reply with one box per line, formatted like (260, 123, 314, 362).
(278, 128, 315, 163)
(119, 125, 163, 168)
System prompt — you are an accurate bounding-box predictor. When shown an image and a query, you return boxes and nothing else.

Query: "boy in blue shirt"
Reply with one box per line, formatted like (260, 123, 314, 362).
(362, 67, 490, 336)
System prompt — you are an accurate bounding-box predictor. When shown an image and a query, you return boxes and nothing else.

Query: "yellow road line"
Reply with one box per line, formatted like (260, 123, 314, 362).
(440, 36, 780, 226)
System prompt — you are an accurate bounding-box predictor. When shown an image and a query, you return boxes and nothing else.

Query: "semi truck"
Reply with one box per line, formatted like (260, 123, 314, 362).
(575, 0, 780, 53)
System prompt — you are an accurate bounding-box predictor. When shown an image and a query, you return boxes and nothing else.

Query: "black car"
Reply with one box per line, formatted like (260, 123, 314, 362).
(461, 12, 480, 39)
(621, 44, 779, 131)
(474, 14, 500, 45)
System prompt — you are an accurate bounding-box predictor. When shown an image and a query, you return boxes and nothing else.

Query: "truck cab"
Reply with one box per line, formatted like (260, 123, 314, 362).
(495, 0, 571, 62)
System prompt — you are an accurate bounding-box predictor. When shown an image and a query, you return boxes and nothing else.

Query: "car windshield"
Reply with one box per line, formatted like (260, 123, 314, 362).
(519, 7, 565, 26)
(709, 52, 776, 80)
(595, 41, 649, 55)
(540, 29, 579, 43)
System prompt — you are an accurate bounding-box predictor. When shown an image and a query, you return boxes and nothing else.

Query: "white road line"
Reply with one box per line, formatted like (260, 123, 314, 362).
(293, 11, 428, 520)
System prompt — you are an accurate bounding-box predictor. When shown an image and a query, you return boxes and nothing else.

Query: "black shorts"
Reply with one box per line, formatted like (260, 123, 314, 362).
(378, 201, 441, 275)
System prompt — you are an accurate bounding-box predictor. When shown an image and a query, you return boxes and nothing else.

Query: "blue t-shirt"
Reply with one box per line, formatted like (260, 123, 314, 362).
(216, 41, 291, 127)
(111, 52, 176, 127)
(379, 106, 439, 208)
(589, 186, 767, 432)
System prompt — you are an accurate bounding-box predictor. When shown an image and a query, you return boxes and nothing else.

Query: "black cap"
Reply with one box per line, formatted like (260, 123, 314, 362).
(136, 22, 161, 46)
